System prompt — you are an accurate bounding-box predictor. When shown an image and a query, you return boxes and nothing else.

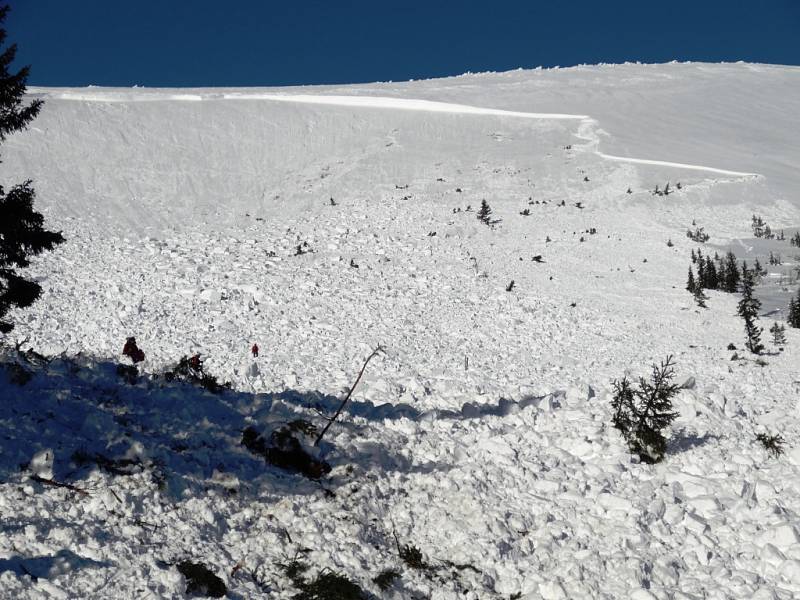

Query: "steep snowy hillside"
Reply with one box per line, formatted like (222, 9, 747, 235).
(1, 63, 799, 599)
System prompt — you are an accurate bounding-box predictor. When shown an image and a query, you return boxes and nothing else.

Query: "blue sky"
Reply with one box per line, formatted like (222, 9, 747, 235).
(9, 0, 800, 87)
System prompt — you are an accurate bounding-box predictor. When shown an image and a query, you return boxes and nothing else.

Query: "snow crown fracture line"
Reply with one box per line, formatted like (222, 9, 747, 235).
(37, 89, 763, 179)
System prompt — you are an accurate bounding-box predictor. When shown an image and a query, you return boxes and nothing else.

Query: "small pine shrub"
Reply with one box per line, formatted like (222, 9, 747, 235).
(756, 432, 785, 458)
(297, 570, 366, 600)
(610, 356, 680, 463)
(282, 559, 365, 600)
(770, 322, 787, 346)
(372, 569, 401, 592)
(686, 226, 709, 243)
(399, 543, 430, 571)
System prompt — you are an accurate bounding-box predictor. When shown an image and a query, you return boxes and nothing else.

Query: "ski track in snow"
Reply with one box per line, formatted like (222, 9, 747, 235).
(44, 89, 764, 180)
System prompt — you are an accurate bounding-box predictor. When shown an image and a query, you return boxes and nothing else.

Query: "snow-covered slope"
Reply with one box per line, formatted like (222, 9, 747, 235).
(1, 62, 800, 599)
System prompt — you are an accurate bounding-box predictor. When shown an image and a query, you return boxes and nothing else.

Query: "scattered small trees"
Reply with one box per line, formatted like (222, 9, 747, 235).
(737, 264, 764, 354)
(610, 355, 680, 463)
(689, 250, 740, 294)
(751, 215, 774, 239)
(686, 226, 709, 243)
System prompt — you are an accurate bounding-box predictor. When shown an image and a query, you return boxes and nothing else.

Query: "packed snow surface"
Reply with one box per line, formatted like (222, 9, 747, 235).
(1, 62, 800, 598)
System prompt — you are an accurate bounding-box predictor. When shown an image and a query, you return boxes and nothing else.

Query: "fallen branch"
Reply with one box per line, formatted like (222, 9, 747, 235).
(314, 345, 384, 446)
(30, 475, 89, 496)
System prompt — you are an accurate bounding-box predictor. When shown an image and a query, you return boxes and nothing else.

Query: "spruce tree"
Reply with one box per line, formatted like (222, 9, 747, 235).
(754, 258, 765, 277)
(693, 284, 708, 308)
(703, 256, 718, 289)
(723, 251, 740, 293)
(611, 356, 680, 463)
(686, 267, 696, 293)
(0, 5, 64, 334)
(769, 322, 786, 346)
(737, 265, 764, 354)
(789, 291, 800, 329)
(477, 199, 492, 225)
(697, 258, 706, 288)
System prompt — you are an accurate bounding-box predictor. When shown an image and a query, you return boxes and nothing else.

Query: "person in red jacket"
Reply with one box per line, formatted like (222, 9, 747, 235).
(251, 343, 259, 358)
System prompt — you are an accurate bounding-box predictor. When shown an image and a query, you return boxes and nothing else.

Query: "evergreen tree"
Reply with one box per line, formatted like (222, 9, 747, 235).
(722, 252, 739, 293)
(769, 322, 786, 346)
(611, 377, 636, 434)
(477, 199, 492, 225)
(686, 267, 696, 293)
(737, 265, 764, 354)
(697, 258, 706, 288)
(693, 284, 708, 308)
(703, 256, 718, 289)
(0, 5, 64, 334)
(610, 356, 680, 463)
(789, 291, 800, 329)
(754, 258, 765, 277)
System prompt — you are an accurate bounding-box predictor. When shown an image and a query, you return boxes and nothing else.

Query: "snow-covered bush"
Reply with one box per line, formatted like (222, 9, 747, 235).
(611, 356, 680, 463)
(164, 354, 230, 394)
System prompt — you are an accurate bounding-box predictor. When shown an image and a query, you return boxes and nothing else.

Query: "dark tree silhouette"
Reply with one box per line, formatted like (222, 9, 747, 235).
(477, 199, 493, 225)
(686, 267, 696, 293)
(788, 290, 800, 329)
(0, 4, 64, 334)
(769, 322, 786, 346)
(611, 356, 680, 463)
(722, 251, 740, 293)
(693, 284, 708, 308)
(737, 265, 763, 354)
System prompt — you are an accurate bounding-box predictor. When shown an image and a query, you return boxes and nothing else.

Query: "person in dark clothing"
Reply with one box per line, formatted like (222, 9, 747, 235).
(123, 337, 137, 356)
(122, 337, 145, 363)
(251, 343, 259, 358)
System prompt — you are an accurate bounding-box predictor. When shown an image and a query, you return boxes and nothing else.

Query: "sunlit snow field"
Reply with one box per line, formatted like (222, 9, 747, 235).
(1, 62, 799, 599)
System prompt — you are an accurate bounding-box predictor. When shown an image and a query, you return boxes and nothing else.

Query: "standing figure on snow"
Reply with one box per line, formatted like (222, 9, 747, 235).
(122, 336, 145, 363)
(251, 343, 259, 358)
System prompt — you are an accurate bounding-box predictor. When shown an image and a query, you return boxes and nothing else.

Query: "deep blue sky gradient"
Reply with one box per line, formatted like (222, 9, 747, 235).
(9, 0, 800, 87)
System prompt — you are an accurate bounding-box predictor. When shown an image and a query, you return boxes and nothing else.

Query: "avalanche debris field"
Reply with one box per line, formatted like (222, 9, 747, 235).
(1, 62, 800, 599)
